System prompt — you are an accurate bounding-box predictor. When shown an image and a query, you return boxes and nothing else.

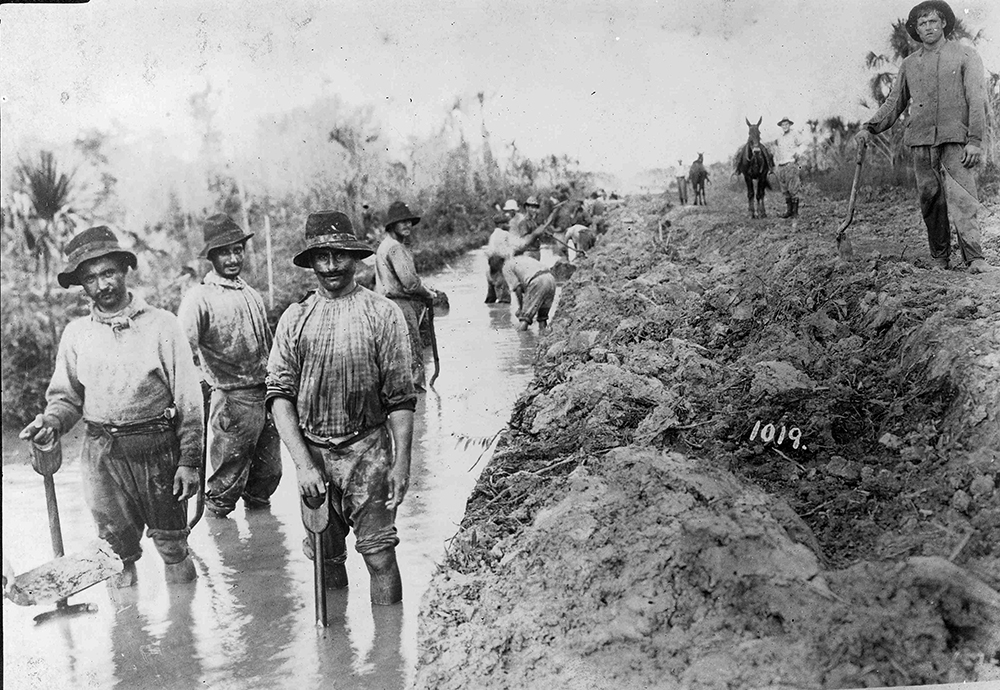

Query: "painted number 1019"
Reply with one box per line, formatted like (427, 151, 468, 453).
(749, 421, 805, 450)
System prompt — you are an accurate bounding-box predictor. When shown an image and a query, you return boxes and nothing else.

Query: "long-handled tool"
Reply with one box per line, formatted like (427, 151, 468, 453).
(426, 304, 441, 387)
(8, 439, 119, 623)
(301, 492, 330, 627)
(836, 139, 867, 260)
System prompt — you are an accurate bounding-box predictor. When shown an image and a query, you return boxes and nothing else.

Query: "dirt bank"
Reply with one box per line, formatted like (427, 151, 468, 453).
(414, 186, 1000, 689)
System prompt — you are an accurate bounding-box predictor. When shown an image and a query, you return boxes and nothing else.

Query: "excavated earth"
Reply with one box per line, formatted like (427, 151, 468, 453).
(414, 184, 1000, 689)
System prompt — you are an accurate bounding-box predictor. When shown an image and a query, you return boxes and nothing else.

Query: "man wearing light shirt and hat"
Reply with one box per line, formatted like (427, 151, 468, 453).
(856, 0, 995, 274)
(20, 226, 203, 587)
(772, 117, 805, 219)
(178, 214, 282, 519)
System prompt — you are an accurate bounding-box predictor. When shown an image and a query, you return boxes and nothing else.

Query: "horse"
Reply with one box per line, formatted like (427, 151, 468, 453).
(688, 153, 709, 205)
(734, 117, 773, 218)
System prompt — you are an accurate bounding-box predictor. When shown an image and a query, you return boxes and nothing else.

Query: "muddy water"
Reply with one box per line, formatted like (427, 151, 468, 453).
(2, 248, 555, 690)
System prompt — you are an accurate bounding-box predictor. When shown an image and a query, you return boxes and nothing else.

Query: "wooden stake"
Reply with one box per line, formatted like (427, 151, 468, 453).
(264, 215, 275, 310)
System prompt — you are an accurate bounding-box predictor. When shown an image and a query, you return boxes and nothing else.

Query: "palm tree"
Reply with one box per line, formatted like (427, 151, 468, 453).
(14, 151, 81, 286)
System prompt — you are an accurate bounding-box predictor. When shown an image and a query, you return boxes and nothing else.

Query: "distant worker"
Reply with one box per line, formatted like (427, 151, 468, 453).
(178, 214, 282, 519)
(267, 211, 416, 604)
(509, 196, 542, 260)
(565, 223, 596, 263)
(20, 226, 203, 587)
(689, 154, 710, 206)
(772, 117, 805, 218)
(485, 225, 512, 304)
(375, 201, 437, 390)
(676, 161, 689, 205)
(487, 229, 557, 333)
(855, 0, 995, 274)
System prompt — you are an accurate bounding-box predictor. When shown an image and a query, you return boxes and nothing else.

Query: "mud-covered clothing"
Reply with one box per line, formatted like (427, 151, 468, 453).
(509, 212, 542, 260)
(375, 235, 430, 387)
(774, 162, 802, 197)
(301, 425, 400, 563)
(265, 286, 416, 442)
(205, 385, 283, 514)
(865, 39, 986, 148)
(503, 255, 555, 325)
(82, 420, 190, 564)
(374, 235, 425, 300)
(485, 266, 511, 303)
(177, 272, 272, 390)
(44, 294, 204, 469)
(863, 39, 987, 263)
(914, 143, 984, 263)
(178, 272, 281, 513)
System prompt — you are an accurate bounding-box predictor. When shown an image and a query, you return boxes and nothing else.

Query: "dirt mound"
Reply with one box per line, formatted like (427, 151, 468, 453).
(415, 190, 1000, 688)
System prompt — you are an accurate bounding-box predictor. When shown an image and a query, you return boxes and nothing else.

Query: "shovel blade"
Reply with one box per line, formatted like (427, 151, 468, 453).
(5, 540, 121, 606)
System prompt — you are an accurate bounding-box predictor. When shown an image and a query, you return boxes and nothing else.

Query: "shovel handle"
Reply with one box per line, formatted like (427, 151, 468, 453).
(43, 475, 65, 559)
(838, 141, 867, 238)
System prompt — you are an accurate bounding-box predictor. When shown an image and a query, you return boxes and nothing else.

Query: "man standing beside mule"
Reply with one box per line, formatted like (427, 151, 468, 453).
(375, 201, 436, 391)
(267, 211, 416, 604)
(856, 0, 995, 274)
(20, 226, 203, 587)
(772, 117, 804, 218)
(178, 214, 282, 519)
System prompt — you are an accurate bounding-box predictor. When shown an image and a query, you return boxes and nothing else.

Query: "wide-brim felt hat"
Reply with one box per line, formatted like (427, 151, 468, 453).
(292, 210, 373, 267)
(524, 196, 540, 207)
(777, 117, 794, 126)
(906, 0, 956, 42)
(384, 201, 420, 229)
(200, 213, 253, 258)
(57, 225, 137, 289)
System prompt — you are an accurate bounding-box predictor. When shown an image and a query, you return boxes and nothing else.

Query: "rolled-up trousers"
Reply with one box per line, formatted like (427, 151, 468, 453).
(912, 143, 984, 264)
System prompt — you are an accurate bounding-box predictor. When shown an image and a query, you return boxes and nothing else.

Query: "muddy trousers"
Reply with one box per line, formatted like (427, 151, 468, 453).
(391, 297, 426, 390)
(205, 385, 282, 515)
(516, 271, 556, 326)
(912, 144, 984, 264)
(82, 422, 191, 566)
(301, 425, 400, 565)
(485, 268, 511, 304)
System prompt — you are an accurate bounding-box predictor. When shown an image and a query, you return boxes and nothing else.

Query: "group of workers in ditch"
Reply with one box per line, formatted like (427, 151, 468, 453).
(10, 0, 995, 621)
(16, 206, 439, 605)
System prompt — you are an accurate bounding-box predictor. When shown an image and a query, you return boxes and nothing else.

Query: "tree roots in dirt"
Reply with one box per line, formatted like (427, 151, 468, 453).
(415, 192, 1000, 689)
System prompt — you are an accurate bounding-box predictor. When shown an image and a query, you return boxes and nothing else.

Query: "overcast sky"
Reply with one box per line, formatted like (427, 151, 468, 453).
(3, 0, 999, 188)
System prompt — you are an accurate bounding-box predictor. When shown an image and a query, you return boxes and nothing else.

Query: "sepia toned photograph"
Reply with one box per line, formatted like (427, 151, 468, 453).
(2, 1, 999, 688)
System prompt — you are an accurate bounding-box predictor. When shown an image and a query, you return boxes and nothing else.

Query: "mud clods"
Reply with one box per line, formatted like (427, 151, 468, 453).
(416, 193, 1000, 688)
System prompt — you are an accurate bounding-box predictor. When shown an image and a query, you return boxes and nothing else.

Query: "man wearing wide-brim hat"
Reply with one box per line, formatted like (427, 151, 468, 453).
(266, 210, 417, 605)
(178, 214, 282, 519)
(771, 117, 805, 219)
(856, 0, 996, 274)
(20, 225, 204, 587)
(374, 201, 437, 391)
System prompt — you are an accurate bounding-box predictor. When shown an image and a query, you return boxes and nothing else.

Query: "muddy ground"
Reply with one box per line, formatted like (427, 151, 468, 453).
(413, 182, 1000, 689)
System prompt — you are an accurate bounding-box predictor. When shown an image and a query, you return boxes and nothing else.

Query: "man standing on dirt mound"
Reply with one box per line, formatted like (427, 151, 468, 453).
(267, 210, 417, 604)
(178, 214, 282, 519)
(772, 117, 805, 219)
(856, 0, 996, 274)
(375, 201, 437, 391)
(20, 226, 204, 588)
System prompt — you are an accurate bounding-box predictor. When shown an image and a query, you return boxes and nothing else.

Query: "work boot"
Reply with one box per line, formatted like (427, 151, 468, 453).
(780, 196, 794, 218)
(325, 561, 349, 589)
(968, 259, 998, 274)
(164, 556, 197, 584)
(791, 198, 800, 218)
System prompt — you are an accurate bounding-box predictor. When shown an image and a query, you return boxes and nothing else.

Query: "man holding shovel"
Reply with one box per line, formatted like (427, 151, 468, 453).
(267, 210, 417, 605)
(178, 214, 282, 519)
(20, 226, 203, 587)
(856, 0, 996, 274)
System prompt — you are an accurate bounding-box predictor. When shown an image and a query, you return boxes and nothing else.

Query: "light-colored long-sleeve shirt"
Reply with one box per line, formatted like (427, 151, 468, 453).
(771, 130, 804, 165)
(44, 294, 204, 468)
(265, 285, 416, 441)
(375, 235, 426, 300)
(866, 38, 986, 147)
(178, 272, 272, 390)
(502, 254, 550, 294)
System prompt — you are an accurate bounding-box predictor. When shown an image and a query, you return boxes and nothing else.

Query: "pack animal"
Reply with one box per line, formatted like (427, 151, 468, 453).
(688, 153, 709, 206)
(734, 117, 773, 218)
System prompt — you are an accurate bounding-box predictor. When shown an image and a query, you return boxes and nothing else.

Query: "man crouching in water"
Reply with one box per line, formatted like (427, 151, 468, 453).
(267, 210, 416, 604)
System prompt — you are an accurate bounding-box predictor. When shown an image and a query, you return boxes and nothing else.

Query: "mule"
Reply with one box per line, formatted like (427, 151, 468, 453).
(734, 117, 773, 218)
(689, 153, 709, 205)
